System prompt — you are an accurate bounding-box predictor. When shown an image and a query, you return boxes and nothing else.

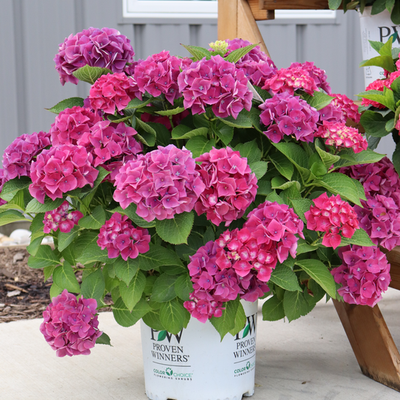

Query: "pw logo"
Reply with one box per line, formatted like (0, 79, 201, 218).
(235, 313, 256, 340)
(150, 329, 184, 344)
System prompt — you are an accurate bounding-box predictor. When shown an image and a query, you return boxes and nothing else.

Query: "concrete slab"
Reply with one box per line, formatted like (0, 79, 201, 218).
(0, 289, 399, 400)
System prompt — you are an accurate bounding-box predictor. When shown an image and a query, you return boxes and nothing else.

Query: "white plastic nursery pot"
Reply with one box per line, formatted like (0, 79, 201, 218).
(140, 300, 258, 400)
(359, 6, 400, 87)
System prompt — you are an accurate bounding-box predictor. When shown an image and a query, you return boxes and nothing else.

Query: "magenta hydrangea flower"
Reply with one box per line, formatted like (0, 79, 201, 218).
(29, 145, 99, 203)
(43, 201, 83, 233)
(340, 157, 400, 206)
(262, 66, 318, 96)
(3, 131, 51, 180)
(183, 237, 269, 323)
(223, 39, 277, 87)
(244, 201, 304, 263)
(289, 61, 331, 94)
(259, 92, 319, 143)
(317, 102, 346, 125)
(97, 212, 150, 260)
(133, 51, 192, 105)
(49, 106, 102, 146)
(177, 55, 253, 119)
(340, 158, 400, 250)
(225, 38, 273, 63)
(305, 193, 359, 249)
(89, 72, 136, 114)
(331, 93, 361, 124)
(88, 121, 142, 169)
(194, 147, 257, 226)
(315, 121, 368, 153)
(354, 195, 400, 251)
(40, 290, 102, 357)
(113, 144, 205, 221)
(54, 27, 135, 85)
(331, 245, 391, 307)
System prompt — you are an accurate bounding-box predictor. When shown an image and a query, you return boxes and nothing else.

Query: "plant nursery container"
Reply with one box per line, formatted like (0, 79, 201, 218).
(359, 6, 400, 86)
(140, 300, 258, 400)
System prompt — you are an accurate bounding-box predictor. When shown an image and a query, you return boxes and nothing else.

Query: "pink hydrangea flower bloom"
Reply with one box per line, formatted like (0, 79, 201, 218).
(49, 106, 102, 146)
(87, 121, 142, 180)
(289, 61, 331, 94)
(244, 201, 304, 263)
(194, 147, 257, 226)
(354, 195, 400, 251)
(222, 39, 277, 87)
(361, 79, 390, 109)
(133, 51, 192, 105)
(43, 201, 83, 233)
(305, 193, 359, 249)
(262, 66, 319, 96)
(178, 55, 253, 119)
(89, 73, 137, 114)
(340, 157, 400, 207)
(54, 27, 135, 85)
(29, 144, 99, 203)
(315, 121, 368, 153)
(113, 144, 205, 221)
(40, 290, 102, 357)
(331, 245, 391, 307)
(183, 237, 269, 323)
(331, 93, 361, 124)
(3, 131, 51, 180)
(97, 212, 150, 260)
(225, 38, 273, 64)
(259, 92, 319, 143)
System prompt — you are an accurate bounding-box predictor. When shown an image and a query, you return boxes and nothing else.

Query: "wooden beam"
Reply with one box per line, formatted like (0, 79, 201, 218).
(261, 0, 334, 9)
(218, 0, 271, 58)
(248, 0, 273, 20)
(333, 300, 400, 391)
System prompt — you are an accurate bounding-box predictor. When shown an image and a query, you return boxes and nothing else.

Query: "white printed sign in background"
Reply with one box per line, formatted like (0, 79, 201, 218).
(359, 7, 400, 87)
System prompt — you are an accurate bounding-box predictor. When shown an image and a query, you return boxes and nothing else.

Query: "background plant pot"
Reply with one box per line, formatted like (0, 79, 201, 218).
(140, 300, 258, 400)
(359, 6, 400, 87)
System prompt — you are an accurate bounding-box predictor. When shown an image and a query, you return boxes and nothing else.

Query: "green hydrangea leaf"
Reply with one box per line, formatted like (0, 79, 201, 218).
(46, 97, 84, 114)
(72, 65, 112, 84)
(156, 211, 194, 245)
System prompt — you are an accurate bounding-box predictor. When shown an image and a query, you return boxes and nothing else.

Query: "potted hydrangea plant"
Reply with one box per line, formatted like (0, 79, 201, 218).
(329, 0, 400, 24)
(0, 27, 395, 400)
(329, 0, 400, 85)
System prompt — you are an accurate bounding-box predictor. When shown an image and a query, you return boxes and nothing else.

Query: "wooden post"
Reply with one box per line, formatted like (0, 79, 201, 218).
(333, 299, 400, 391)
(218, 0, 271, 57)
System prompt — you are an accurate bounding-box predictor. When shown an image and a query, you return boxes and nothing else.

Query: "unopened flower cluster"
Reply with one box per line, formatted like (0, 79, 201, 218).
(40, 290, 102, 357)
(97, 212, 150, 260)
(44, 201, 83, 233)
